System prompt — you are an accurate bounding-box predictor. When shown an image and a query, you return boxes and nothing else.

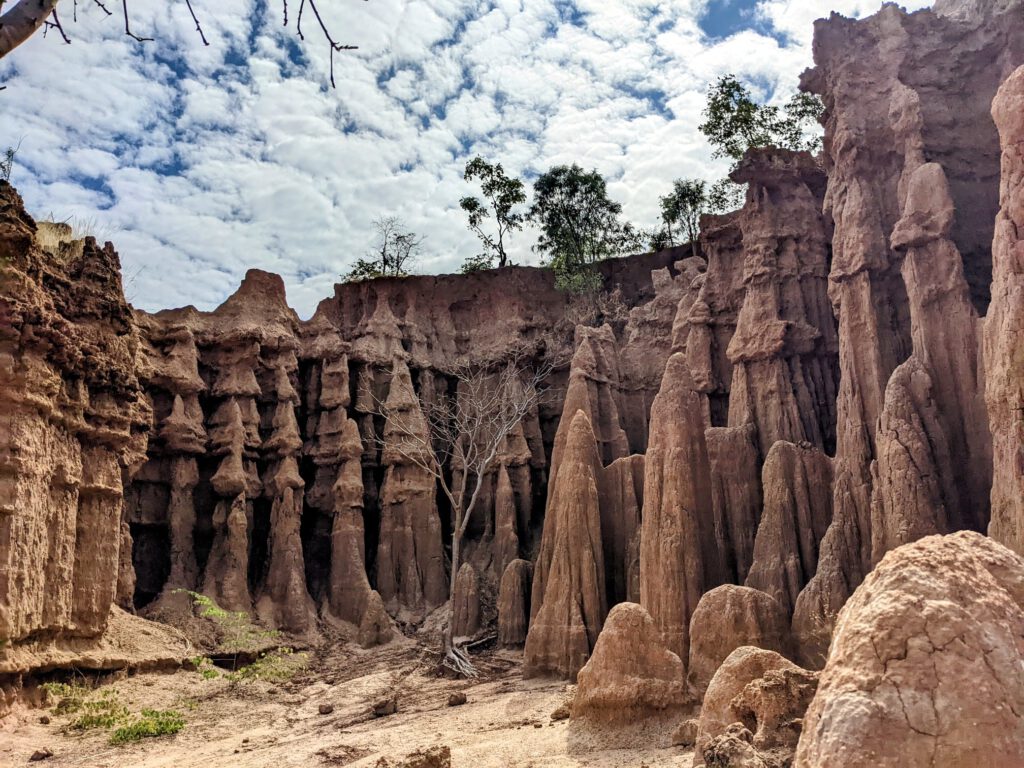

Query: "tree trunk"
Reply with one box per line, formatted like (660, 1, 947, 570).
(0, 0, 60, 59)
(444, 524, 462, 651)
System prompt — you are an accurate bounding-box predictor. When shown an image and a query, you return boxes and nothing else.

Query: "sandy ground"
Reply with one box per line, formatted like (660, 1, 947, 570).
(0, 637, 693, 768)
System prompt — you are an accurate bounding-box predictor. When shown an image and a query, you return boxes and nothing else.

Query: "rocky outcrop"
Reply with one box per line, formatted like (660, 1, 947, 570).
(571, 602, 687, 724)
(987, 65, 1024, 557)
(0, 182, 176, 685)
(597, 454, 644, 606)
(727, 664, 819, 767)
(746, 442, 833, 617)
(640, 353, 720, 662)
(795, 532, 1024, 768)
(524, 411, 607, 680)
(375, 359, 447, 619)
(687, 586, 791, 698)
(497, 559, 532, 648)
(792, 0, 1023, 665)
(450, 563, 481, 640)
(693, 646, 811, 768)
(724, 149, 838, 459)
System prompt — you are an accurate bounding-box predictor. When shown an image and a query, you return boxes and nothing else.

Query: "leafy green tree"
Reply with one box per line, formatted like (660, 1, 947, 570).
(660, 178, 707, 258)
(699, 74, 824, 161)
(1, 141, 20, 182)
(460, 253, 494, 273)
(648, 227, 672, 253)
(708, 178, 746, 213)
(347, 216, 422, 281)
(529, 164, 638, 292)
(459, 157, 526, 268)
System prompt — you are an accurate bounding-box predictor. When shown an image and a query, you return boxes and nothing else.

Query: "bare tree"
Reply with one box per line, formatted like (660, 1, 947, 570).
(0, 1, 358, 87)
(365, 355, 553, 676)
(346, 216, 422, 281)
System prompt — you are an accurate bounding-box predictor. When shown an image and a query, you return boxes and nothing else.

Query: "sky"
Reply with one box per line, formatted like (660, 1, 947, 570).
(0, 0, 934, 317)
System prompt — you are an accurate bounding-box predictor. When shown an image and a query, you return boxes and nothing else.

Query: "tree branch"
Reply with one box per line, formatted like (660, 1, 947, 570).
(42, 8, 70, 44)
(121, 0, 152, 42)
(184, 0, 209, 46)
(0, 0, 60, 58)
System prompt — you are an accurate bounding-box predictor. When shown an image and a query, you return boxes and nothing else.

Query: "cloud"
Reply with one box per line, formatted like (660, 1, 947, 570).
(0, 0, 936, 318)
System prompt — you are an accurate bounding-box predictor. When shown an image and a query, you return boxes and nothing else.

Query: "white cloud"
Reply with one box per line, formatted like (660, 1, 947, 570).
(0, 0, 937, 317)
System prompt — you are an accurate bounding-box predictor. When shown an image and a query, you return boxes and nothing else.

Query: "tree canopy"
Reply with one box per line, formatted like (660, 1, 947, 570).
(346, 216, 421, 281)
(699, 74, 824, 161)
(529, 164, 641, 292)
(459, 156, 527, 270)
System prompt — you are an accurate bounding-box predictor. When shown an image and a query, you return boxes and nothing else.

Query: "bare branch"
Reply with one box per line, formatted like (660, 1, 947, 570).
(0, 0, 61, 59)
(121, 0, 152, 43)
(93, 0, 112, 16)
(43, 9, 70, 44)
(184, 0, 209, 46)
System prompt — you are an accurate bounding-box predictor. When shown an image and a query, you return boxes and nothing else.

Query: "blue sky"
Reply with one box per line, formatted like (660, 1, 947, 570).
(0, 0, 933, 317)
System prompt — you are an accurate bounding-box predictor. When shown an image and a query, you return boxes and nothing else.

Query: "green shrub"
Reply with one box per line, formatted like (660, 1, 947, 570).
(190, 656, 221, 680)
(176, 590, 279, 655)
(225, 647, 308, 684)
(109, 710, 185, 745)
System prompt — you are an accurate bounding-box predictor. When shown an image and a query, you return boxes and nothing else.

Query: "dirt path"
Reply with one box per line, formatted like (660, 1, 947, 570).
(0, 640, 692, 768)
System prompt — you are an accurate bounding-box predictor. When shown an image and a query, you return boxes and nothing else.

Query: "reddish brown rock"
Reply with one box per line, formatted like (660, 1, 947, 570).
(542, 324, 629, 522)
(0, 182, 149, 647)
(687, 585, 791, 698)
(725, 149, 838, 459)
(640, 353, 720, 662)
(987, 65, 1024, 557)
(597, 454, 644, 606)
(706, 425, 762, 583)
(524, 411, 607, 680)
(571, 603, 687, 724)
(497, 559, 532, 648)
(795, 532, 1024, 768)
(375, 358, 447, 619)
(746, 442, 833, 617)
(693, 647, 811, 768)
(492, 463, 520, 579)
(450, 562, 481, 641)
(793, 1, 1023, 665)
(326, 417, 384, 641)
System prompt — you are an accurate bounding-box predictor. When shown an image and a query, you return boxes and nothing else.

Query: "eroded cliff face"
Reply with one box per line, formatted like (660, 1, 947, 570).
(0, 184, 187, 704)
(0, 3, 1020, 726)
(792, 0, 1023, 664)
(124, 247, 689, 642)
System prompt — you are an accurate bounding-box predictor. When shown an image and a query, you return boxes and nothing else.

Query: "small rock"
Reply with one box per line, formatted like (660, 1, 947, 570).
(29, 749, 53, 762)
(447, 692, 467, 707)
(671, 718, 698, 747)
(318, 703, 334, 715)
(37, 716, 50, 725)
(373, 694, 398, 718)
(533, 722, 542, 729)
(400, 745, 451, 768)
(242, 738, 250, 744)
(550, 704, 570, 721)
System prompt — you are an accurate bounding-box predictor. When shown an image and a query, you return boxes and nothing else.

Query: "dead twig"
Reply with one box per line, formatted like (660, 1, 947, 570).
(122, 0, 153, 42)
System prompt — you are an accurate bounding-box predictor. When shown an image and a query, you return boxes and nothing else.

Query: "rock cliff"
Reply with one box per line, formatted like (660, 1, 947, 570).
(0, 4, 1021, 745)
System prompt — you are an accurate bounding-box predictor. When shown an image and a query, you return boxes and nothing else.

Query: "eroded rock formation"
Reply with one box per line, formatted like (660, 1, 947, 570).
(524, 411, 607, 680)
(693, 646, 811, 768)
(687, 585, 791, 698)
(987, 64, 1024, 556)
(572, 602, 687, 724)
(792, 0, 1023, 666)
(0, 184, 186, 700)
(795, 532, 1024, 768)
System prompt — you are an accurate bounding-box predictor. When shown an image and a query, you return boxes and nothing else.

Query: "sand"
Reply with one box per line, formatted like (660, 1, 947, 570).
(0, 637, 692, 768)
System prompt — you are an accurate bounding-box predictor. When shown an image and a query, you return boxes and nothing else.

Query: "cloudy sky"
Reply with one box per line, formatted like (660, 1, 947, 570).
(0, 0, 932, 317)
